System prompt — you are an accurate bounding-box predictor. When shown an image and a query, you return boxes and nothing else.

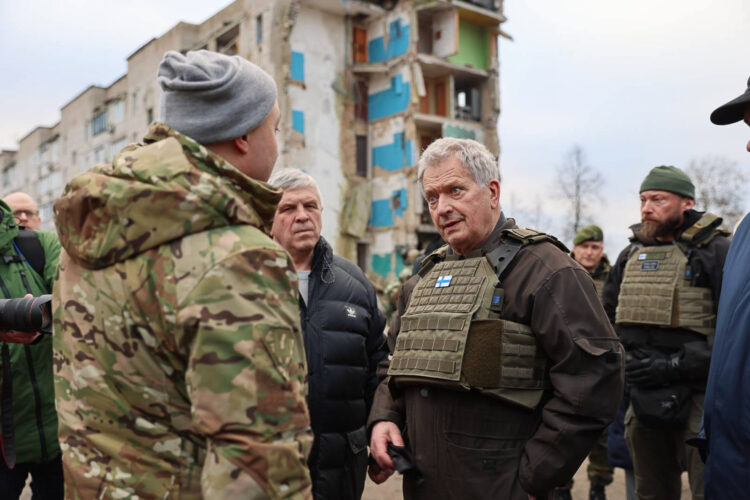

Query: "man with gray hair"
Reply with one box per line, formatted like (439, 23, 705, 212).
(52, 50, 312, 498)
(268, 168, 387, 500)
(367, 138, 623, 499)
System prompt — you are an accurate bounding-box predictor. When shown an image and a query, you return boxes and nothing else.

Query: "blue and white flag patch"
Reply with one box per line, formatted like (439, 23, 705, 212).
(435, 275, 453, 288)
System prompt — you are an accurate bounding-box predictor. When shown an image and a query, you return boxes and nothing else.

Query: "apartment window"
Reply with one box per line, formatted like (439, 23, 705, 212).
(111, 137, 128, 159)
(39, 202, 53, 226)
(147, 108, 154, 125)
(2, 165, 15, 188)
(110, 99, 125, 124)
(256, 14, 263, 44)
(354, 79, 368, 121)
(94, 146, 106, 164)
(356, 135, 368, 177)
(217, 25, 239, 55)
(50, 141, 59, 162)
(40, 171, 63, 197)
(455, 87, 481, 122)
(353, 26, 367, 63)
(91, 110, 108, 136)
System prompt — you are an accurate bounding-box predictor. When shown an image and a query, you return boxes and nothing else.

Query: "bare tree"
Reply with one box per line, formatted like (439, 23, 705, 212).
(686, 156, 748, 230)
(506, 192, 554, 233)
(555, 145, 605, 241)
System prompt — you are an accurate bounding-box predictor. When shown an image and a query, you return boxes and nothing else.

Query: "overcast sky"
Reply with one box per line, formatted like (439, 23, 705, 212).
(498, 0, 750, 253)
(1, 0, 748, 253)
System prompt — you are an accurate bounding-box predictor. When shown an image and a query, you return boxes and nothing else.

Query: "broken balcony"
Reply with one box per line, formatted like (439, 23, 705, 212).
(417, 2, 499, 72)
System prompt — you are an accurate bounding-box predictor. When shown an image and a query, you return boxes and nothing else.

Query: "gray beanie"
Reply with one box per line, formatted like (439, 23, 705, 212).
(157, 50, 277, 144)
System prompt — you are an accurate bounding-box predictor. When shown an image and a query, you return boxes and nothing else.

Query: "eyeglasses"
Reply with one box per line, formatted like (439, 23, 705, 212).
(12, 210, 39, 219)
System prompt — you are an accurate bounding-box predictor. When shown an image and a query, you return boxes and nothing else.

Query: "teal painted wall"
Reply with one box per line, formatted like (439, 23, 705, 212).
(443, 124, 476, 139)
(448, 21, 489, 70)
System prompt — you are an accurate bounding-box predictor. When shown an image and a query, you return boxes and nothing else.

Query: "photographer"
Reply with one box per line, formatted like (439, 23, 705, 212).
(0, 199, 62, 499)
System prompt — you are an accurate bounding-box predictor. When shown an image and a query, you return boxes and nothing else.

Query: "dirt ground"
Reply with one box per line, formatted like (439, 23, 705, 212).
(362, 458, 691, 499)
(21, 457, 689, 498)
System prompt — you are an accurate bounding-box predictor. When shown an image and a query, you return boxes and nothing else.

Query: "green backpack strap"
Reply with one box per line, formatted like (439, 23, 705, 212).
(679, 213, 729, 248)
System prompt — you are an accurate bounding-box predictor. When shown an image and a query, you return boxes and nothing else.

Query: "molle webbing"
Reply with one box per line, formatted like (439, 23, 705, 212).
(388, 250, 549, 408)
(463, 319, 548, 390)
(616, 245, 715, 335)
(592, 277, 606, 300)
(389, 257, 492, 385)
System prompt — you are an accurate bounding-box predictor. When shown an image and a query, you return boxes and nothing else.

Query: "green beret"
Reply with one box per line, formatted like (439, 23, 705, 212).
(639, 165, 695, 199)
(573, 225, 604, 245)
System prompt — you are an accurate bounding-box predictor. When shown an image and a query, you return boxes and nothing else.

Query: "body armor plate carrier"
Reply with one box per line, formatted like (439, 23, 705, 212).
(615, 213, 726, 336)
(388, 228, 565, 410)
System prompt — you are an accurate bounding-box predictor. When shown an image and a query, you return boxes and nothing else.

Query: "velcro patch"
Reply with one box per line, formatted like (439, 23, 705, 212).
(641, 260, 660, 271)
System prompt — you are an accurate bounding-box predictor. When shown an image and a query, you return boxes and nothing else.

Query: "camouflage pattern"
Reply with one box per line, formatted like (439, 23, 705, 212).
(52, 123, 312, 499)
(383, 268, 411, 326)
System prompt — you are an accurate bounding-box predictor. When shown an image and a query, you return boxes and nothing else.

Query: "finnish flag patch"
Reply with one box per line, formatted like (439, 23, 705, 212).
(435, 275, 453, 288)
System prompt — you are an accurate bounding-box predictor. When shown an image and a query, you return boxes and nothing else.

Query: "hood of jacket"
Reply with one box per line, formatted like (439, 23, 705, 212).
(0, 200, 20, 252)
(54, 122, 282, 269)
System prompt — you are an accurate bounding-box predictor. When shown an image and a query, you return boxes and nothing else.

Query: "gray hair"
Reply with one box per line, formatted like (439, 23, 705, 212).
(267, 168, 323, 206)
(417, 138, 500, 196)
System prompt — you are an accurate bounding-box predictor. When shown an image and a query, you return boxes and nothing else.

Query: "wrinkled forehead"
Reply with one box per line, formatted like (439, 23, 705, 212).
(280, 186, 321, 205)
(639, 189, 681, 200)
(422, 157, 475, 186)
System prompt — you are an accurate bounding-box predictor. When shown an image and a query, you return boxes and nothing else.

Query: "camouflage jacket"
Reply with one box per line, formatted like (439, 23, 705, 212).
(52, 123, 312, 499)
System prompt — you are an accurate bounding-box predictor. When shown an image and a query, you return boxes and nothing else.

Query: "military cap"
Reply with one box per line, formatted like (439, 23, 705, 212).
(573, 225, 604, 246)
(710, 75, 750, 125)
(639, 165, 695, 199)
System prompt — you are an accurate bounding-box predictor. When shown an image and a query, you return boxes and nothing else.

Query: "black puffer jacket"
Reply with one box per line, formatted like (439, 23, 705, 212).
(300, 238, 387, 499)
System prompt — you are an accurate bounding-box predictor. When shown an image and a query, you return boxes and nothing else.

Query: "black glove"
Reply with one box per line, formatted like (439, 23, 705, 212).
(625, 354, 680, 387)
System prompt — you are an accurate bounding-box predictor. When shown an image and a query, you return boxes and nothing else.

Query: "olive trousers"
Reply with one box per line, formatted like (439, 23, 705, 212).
(625, 392, 704, 500)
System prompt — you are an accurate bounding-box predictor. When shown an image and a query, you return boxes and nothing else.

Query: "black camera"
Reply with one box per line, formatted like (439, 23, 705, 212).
(0, 294, 52, 334)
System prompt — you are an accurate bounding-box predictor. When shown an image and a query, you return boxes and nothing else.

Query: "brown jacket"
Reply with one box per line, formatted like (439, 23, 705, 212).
(368, 218, 624, 499)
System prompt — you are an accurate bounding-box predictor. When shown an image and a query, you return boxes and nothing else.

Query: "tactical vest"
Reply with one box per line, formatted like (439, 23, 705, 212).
(615, 213, 726, 336)
(591, 263, 610, 300)
(387, 228, 565, 410)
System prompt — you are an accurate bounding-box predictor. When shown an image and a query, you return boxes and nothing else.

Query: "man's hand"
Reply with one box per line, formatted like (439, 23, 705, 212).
(0, 330, 40, 344)
(367, 459, 393, 484)
(368, 421, 404, 483)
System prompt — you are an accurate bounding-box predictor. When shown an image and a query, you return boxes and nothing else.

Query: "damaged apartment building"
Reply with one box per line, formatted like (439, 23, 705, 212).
(2, 0, 506, 281)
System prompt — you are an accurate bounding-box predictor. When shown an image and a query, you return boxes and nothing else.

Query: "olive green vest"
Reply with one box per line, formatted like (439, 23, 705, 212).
(388, 228, 564, 410)
(615, 214, 725, 336)
(591, 262, 610, 300)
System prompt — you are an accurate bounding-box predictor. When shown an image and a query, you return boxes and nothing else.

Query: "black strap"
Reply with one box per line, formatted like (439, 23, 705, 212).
(1, 343, 15, 468)
(13, 229, 45, 277)
(0, 275, 15, 468)
(485, 239, 523, 282)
